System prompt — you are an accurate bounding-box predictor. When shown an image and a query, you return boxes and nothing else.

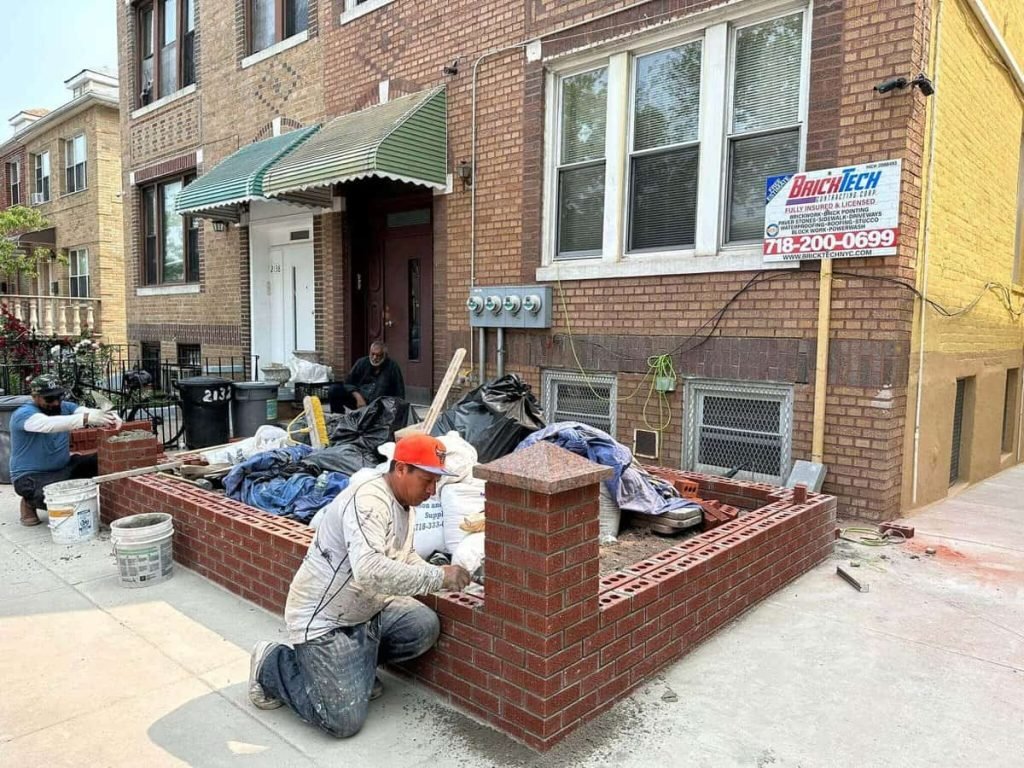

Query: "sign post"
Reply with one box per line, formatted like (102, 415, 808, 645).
(763, 159, 902, 262)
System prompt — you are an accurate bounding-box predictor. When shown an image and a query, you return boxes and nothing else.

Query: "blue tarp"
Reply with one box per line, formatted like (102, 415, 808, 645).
(516, 422, 700, 517)
(223, 445, 349, 522)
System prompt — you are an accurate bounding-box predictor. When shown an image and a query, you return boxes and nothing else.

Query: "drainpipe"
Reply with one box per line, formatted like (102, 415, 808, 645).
(811, 259, 832, 463)
(912, 0, 945, 505)
(478, 328, 487, 387)
(496, 327, 506, 378)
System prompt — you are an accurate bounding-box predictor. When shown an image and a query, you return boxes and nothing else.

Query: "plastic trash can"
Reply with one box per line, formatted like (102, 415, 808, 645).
(174, 376, 232, 449)
(0, 395, 32, 484)
(231, 381, 279, 438)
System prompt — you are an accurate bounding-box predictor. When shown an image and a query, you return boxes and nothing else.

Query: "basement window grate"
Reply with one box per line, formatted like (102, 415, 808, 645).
(950, 378, 967, 486)
(542, 370, 616, 434)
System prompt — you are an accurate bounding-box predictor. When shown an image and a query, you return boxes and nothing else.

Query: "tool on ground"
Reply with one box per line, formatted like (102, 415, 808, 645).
(395, 347, 467, 439)
(836, 564, 870, 593)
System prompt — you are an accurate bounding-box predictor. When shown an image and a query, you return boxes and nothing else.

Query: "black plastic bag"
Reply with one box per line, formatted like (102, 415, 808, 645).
(302, 443, 377, 476)
(431, 374, 545, 463)
(325, 396, 413, 449)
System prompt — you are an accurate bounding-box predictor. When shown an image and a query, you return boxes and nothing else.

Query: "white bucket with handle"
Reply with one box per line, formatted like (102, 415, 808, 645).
(110, 513, 174, 588)
(43, 478, 100, 545)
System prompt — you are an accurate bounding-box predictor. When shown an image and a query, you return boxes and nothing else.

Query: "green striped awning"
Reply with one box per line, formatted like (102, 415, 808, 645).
(262, 87, 448, 197)
(175, 126, 321, 221)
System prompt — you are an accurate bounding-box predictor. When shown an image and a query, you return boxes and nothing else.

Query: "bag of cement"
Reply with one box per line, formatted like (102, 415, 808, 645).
(413, 494, 445, 558)
(437, 431, 478, 487)
(441, 478, 486, 552)
(599, 483, 620, 545)
(452, 532, 485, 575)
(201, 425, 289, 465)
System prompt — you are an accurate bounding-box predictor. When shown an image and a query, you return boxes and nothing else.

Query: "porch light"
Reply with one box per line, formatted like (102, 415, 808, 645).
(457, 159, 473, 187)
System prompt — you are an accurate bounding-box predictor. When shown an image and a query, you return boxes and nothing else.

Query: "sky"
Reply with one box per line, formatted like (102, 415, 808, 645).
(0, 0, 119, 130)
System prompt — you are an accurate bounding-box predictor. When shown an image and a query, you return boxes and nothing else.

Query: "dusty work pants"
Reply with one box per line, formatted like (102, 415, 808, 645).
(258, 597, 440, 738)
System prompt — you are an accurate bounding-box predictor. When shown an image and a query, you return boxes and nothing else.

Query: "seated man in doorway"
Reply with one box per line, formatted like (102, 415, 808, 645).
(248, 433, 471, 738)
(327, 340, 405, 412)
(10, 375, 121, 526)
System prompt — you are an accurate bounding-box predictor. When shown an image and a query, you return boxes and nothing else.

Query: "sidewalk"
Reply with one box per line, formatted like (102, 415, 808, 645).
(1, 467, 1022, 768)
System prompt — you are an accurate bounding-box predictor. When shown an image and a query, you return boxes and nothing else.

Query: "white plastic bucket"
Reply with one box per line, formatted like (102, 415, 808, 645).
(110, 513, 174, 588)
(43, 478, 100, 545)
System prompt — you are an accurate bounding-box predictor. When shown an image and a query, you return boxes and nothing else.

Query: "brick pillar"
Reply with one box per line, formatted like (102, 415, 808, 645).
(97, 429, 164, 524)
(475, 441, 611, 747)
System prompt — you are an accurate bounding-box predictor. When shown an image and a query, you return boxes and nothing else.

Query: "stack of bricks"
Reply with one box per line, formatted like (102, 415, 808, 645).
(100, 441, 836, 751)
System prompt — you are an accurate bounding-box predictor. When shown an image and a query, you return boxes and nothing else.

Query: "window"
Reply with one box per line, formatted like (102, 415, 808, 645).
(250, 0, 308, 54)
(6, 161, 20, 205)
(137, 0, 195, 106)
(684, 379, 794, 484)
(1002, 368, 1019, 455)
(33, 152, 50, 202)
(950, 377, 970, 486)
(65, 135, 87, 193)
(141, 174, 199, 285)
(542, 370, 617, 434)
(140, 341, 162, 385)
(69, 249, 90, 298)
(545, 8, 808, 273)
(177, 343, 201, 367)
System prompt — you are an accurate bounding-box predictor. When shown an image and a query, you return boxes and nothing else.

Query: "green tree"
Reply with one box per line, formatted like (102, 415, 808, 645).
(0, 205, 59, 278)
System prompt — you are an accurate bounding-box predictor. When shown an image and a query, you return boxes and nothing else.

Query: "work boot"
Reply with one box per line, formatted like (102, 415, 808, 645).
(19, 500, 40, 527)
(248, 641, 284, 710)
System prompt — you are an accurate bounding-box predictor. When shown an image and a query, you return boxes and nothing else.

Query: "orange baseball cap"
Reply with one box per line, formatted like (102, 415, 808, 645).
(393, 433, 457, 476)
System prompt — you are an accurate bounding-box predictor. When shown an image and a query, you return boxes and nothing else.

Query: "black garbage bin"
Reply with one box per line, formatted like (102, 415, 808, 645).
(231, 382, 279, 438)
(175, 376, 232, 449)
(0, 395, 32, 484)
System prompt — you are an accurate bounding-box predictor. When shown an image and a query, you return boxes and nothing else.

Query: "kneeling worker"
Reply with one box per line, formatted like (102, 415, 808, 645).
(249, 433, 471, 737)
(11, 375, 121, 526)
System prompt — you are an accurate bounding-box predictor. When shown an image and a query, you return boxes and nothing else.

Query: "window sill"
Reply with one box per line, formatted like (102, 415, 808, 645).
(131, 84, 197, 120)
(241, 30, 309, 69)
(136, 283, 201, 296)
(535, 248, 797, 282)
(62, 188, 89, 198)
(340, 0, 397, 25)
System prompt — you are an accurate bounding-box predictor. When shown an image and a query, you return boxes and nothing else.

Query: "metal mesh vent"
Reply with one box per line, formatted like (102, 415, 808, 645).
(634, 428, 659, 459)
(950, 378, 966, 486)
(542, 370, 616, 434)
(684, 379, 793, 484)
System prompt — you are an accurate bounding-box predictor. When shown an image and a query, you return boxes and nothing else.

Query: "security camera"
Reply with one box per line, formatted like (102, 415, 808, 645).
(874, 76, 908, 94)
(910, 74, 935, 96)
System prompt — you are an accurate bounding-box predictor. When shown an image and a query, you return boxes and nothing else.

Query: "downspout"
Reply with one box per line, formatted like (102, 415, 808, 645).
(496, 326, 506, 378)
(912, 0, 944, 505)
(478, 328, 487, 387)
(811, 258, 832, 463)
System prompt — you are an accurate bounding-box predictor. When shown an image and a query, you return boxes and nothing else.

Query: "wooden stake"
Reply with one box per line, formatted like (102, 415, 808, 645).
(395, 347, 467, 439)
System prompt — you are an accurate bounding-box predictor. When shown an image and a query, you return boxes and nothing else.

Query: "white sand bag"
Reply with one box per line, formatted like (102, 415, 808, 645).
(452, 532, 485, 575)
(441, 478, 486, 553)
(598, 483, 621, 544)
(412, 495, 445, 557)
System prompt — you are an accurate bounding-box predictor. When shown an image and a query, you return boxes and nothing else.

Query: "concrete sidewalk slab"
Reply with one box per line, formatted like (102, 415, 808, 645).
(2, 470, 1023, 767)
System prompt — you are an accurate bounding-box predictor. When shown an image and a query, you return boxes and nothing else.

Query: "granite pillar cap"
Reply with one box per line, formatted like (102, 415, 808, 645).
(474, 441, 612, 493)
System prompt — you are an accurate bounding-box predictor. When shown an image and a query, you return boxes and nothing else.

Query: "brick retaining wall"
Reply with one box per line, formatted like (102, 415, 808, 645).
(97, 433, 836, 750)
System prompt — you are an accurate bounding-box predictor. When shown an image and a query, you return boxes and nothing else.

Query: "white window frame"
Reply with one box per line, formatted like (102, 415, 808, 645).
(537, 0, 811, 282)
(33, 151, 50, 203)
(8, 160, 20, 206)
(340, 0, 397, 25)
(683, 377, 794, 484)
(65, 134, 88, 194)
(69, 248, 90, 298)
(541, 369, 617, 435)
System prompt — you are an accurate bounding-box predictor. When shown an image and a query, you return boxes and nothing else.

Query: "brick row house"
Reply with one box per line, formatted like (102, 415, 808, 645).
(0, 70, 127, 344)
(117, 0, 1024, 519)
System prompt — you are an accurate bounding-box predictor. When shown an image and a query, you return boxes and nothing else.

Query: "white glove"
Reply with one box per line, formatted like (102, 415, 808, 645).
(110, 412, 124, 430)
(85, 409, 118, 428)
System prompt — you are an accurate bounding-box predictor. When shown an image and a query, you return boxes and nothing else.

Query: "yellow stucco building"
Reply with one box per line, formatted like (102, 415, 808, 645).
(903, 0, 1024, 508)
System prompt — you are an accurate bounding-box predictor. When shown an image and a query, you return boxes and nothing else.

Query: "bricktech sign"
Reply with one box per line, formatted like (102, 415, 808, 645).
(762, 159, 902, 262)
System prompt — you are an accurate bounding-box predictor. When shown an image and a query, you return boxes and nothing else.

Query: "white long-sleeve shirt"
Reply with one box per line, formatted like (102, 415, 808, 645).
(284, 468, 446, 643)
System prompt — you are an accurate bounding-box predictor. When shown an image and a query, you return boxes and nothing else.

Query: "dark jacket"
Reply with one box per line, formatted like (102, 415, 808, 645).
(345, 356, 405, 402)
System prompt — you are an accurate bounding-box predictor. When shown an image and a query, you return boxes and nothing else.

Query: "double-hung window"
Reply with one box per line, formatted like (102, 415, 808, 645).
(544, 7, 808, 277)
(69, 249, 90, 298)
(7, 161, 20, 206)
(34, 152, 50, 202)
(137, 0, 195, 107)
(65, 135, 87, 193)
(250, 0, 309, 54)
(141, 175, 199, 285)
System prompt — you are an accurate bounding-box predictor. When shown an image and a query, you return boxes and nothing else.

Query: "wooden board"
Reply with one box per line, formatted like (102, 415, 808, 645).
(395, 347, 467, 439)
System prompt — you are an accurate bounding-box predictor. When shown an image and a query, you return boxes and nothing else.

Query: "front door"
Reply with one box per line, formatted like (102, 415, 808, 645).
(267, 242, 315, 365)
(365, 206, 433, 404)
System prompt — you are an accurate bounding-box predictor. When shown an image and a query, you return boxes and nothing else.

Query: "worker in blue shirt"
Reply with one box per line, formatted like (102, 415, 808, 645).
(11, 375, 121, 526)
